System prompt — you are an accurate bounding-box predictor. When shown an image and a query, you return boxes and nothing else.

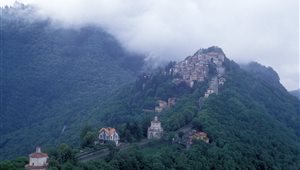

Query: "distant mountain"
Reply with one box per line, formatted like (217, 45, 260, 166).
(0, 5, 144, 159)
(290, 89, 300, 100)
(240, 62, 285, 90)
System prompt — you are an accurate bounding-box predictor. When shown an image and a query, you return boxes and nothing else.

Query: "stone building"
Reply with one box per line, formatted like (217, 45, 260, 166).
(98, 127, 119, 145)
(155, 100, 168, 113)
(190, 131, 209, 143)
(147, 116, 163, 139)
(25, 147, 48, 170)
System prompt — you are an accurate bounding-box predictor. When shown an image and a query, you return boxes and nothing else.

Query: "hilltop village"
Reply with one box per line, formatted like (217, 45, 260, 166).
(151, 46, 226, 113)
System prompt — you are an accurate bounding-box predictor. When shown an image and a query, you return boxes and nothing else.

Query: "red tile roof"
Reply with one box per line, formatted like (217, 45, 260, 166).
(99, 127, 117, 136)
(29, 152, 48, 158)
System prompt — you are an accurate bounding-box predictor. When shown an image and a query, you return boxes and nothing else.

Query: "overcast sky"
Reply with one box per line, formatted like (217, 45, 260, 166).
(1, 0, 299, 90)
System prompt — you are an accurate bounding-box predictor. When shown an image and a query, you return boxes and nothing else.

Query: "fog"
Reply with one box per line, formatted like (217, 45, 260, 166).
(1, 0, 299, 90)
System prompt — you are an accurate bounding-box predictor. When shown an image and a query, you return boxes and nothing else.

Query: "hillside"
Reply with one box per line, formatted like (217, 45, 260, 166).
(0, 5, 144, 160)
(49, 46, 299, 169)
(290, 89, 300, 100)
(100, 47, 300, 169)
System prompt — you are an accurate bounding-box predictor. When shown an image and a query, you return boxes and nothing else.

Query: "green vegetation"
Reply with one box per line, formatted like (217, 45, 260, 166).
(0, 157, 27, 170)
(1, 5, 300, 170)
(43, 58, 298, 170)
(0, 6, 144, 159)
(85, 59, 299, 169)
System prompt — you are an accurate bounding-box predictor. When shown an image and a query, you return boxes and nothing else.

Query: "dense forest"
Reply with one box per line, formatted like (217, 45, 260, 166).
(0, 5, 144, 159)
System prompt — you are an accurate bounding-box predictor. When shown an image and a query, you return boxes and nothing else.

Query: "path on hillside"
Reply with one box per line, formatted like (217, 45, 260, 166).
(76, 139, 150, 162)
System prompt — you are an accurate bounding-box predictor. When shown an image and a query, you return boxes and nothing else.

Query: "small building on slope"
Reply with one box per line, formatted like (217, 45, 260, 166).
(190, 131, 209, 143)
(98, 127, 119, 145)
(147, 116, 164, 139)
(25, 147, 48, 170)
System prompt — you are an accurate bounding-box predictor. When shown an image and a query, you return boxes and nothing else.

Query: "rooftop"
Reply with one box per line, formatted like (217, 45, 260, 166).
(29, 147, 48, 158)
(99, 127, 117, 136)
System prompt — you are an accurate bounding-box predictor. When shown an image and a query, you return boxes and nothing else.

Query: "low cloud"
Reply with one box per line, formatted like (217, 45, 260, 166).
(2, 0, 299, 90)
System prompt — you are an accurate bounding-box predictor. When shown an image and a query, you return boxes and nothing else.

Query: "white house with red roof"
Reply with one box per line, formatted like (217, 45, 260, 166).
(98, 127, 119, 145)
(25, 147, 48, 170)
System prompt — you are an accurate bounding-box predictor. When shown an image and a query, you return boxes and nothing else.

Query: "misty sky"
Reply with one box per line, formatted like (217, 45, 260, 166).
(1, 0, 299, 90)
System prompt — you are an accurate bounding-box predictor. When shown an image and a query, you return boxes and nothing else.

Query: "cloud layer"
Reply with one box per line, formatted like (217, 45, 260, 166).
(1, 0, 299, 90)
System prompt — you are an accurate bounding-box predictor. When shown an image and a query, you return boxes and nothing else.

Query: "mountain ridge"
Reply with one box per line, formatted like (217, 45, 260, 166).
(290, 89, 300, 100)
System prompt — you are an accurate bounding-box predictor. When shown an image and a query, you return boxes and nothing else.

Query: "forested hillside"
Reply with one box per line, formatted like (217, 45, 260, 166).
(0, 5, 144, 159)
(52, 48, 299, 169)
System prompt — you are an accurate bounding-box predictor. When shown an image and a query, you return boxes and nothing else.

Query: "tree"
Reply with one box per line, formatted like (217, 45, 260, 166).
(80, 125, 93, 140)
(192, 118, 203, 131)
(0, 161, 16, 170)
(178, 131, 184, 139)
(56, 144, 75, 164)
(83, 131, 97, 148)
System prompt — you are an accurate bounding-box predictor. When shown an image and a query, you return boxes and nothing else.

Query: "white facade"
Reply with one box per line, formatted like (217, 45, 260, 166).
(25, 147, 48, 170)
(29, 157, 48, 167)
(147, 116, 163, 139)
(98, 128, 119, 145)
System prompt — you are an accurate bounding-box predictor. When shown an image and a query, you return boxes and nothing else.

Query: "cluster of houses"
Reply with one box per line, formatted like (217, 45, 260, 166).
(170, 46, 227, 100)
(171, 47, 225, 88)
